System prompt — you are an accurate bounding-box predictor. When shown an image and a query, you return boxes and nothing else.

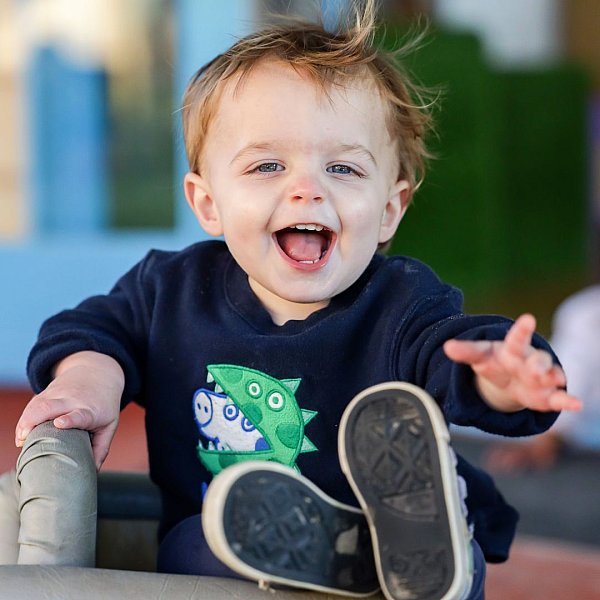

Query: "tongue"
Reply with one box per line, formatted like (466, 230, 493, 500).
(278, 231, 325, 262)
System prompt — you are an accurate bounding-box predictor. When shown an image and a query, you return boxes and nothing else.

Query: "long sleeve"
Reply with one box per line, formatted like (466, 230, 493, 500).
(27, 254, 154, 407)
(391, 284, 559, 437)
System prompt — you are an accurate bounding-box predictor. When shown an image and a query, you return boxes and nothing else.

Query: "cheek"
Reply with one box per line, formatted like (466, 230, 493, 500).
(220, 205, 270, 250)
(340, 201, 385, 237)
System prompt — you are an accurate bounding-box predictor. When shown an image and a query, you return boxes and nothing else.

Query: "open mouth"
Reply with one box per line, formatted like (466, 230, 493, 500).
(274, 223, 335, 268)
(195, 373, 271, 454)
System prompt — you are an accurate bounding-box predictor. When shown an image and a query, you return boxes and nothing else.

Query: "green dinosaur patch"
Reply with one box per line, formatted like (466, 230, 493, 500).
(193, 364, 318, 475)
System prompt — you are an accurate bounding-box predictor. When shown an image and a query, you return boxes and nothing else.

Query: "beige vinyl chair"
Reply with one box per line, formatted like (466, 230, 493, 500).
(0, 422, 383, 600)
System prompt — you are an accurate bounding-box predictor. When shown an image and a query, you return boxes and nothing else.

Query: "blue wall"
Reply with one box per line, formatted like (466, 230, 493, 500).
(0, 0, 255, 385)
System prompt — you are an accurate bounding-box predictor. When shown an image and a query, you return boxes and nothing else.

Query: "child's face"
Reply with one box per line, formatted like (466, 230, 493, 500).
(185, 59, 409, 324)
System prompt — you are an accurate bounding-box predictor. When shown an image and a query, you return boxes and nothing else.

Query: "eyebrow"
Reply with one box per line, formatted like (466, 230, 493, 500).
(230, 141, 377, 166)
(230, 143, 278, 166)
(336, 144, 377, 166)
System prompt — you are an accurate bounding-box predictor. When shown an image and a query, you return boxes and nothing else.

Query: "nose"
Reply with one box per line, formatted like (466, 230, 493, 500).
(287, 174, 325, 204)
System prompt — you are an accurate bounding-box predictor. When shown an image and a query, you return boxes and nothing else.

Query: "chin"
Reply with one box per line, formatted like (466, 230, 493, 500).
(272, 284, 331, 306)
(282, 292, 330, 306)
(277, 276, 351, 305)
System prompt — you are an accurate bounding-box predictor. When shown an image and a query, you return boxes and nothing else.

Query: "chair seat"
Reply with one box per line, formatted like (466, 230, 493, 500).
(0, 565, 384, 600)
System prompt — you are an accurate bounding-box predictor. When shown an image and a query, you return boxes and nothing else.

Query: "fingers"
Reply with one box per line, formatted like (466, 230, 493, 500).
(19, 401, 119, 470)
(525, 351, 566, 388)
(503, 313, 536, 358)
(444, 314, 583, 413)
(517, 349, 554, 386)
(488, 314, 537, 378)
(15, 394, 70, 447)
(546, 390, 583, 412)
(53, 409, 119, 469)
(444, 314, 537, 368)
(443, 339, 493, 364)
(527, 347, 553, 374)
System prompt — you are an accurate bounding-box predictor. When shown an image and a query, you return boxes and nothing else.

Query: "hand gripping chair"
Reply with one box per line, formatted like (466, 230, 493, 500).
(0, 422, 383, 600)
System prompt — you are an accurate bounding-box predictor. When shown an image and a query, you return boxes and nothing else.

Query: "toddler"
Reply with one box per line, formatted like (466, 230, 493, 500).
(17, 1, 580, 598)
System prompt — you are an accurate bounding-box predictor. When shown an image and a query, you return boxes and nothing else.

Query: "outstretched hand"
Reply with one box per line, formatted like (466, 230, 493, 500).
(443, 314, 583, 414)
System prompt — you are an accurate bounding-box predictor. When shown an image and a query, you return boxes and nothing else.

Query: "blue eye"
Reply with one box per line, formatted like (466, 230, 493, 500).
(223, 404, 239, 421)
(256, 162, 282, 173)
(241, 418, 255, 432)
(326, 164, 360, 176)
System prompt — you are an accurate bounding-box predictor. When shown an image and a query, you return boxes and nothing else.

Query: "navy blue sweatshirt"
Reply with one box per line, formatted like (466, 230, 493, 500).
(27, 241, 558, 562)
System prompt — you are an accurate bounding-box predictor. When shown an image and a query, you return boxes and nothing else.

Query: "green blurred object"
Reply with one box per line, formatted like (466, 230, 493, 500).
(109, 85, 175, 230)
(499, 68, 589, 278)
(383, 28, 590, 306)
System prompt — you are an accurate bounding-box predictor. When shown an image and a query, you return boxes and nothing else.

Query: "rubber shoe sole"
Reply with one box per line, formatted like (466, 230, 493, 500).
(338, 382, 473, 600)
(202, 461, 380, 597)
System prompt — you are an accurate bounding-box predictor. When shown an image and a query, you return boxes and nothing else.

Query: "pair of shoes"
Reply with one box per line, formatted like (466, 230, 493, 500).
(202, 382, 473, 599)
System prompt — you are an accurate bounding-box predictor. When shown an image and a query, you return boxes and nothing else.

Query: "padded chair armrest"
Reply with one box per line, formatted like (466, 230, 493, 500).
(15, 421, 97, 566)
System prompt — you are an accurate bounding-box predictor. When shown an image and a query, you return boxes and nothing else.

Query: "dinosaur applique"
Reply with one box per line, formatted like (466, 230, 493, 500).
(193, 364, 318, 475)
(193, 388, 268, 452)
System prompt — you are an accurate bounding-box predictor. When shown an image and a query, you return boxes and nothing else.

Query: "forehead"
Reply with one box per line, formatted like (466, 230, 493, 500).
(206, 59, 394, 154)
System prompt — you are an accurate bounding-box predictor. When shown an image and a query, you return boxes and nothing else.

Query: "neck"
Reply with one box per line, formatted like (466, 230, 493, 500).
(248, 278, 330, 325)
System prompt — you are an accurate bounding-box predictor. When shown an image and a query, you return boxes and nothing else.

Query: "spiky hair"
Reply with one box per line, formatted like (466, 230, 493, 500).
(181, 0, 433, 198)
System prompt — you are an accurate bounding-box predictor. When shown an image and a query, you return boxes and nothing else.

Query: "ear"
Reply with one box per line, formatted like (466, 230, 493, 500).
(379, 179, 411, 244)
(184, 172, 223, 236)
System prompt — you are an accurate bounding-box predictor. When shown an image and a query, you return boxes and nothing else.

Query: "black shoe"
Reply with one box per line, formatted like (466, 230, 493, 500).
(202, 461, 380, 596)
(338, 382, 473, 600)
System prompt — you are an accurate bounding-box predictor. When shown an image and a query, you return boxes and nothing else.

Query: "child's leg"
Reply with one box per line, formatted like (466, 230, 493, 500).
(201, 461, 379, 596)
(338, 382, 474, 600)
(157, 513, 243, 578)
(468, 540, 486, 600)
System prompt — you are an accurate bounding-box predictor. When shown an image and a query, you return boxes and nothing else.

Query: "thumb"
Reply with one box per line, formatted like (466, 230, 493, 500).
(90, 422, 119, 470)
(54, 409, 119, 470)
(53, 407, 96, 430)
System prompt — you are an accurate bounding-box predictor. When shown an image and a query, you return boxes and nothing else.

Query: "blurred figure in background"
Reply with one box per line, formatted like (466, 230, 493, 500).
(486, 285, 600, 472)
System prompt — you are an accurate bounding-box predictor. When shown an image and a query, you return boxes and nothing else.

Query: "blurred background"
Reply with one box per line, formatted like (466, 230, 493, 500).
(1, 1, 599, 597)
(1, 0, 599, 379)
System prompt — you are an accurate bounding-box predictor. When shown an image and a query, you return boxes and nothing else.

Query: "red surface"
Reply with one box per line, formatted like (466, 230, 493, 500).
(0, 387, 148, 473)
(486, 536, 600, 600)
(2, 388, 600, 598)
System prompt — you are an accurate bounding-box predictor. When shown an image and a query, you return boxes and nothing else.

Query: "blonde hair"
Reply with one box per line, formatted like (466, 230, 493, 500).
(181, 0, 433, 199)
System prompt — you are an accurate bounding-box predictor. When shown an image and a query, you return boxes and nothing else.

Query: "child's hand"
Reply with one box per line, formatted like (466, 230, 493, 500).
(15, 351, 124, 470)
(443, 314, 583, 414)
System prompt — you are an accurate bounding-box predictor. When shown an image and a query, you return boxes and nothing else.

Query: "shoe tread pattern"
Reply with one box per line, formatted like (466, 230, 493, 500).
(343, 391, 456, 600)
(223, 470, 378, 594)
